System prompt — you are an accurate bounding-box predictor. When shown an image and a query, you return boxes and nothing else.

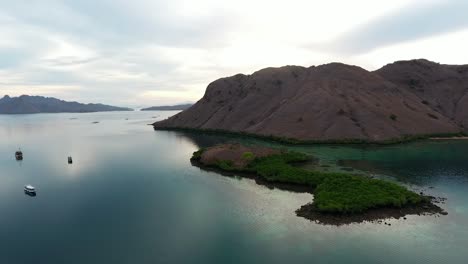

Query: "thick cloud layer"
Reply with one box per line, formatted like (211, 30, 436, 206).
(0, 0, 467, 107)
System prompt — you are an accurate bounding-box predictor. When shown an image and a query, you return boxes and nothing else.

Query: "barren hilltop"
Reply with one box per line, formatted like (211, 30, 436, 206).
(153, 59, 468, 142)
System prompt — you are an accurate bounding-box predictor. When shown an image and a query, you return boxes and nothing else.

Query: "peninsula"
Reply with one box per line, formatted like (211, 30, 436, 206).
(191, 144, 444, 224)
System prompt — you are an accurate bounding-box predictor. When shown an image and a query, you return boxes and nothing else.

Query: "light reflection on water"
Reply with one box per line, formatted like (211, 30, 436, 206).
(0, 111, 467, 264)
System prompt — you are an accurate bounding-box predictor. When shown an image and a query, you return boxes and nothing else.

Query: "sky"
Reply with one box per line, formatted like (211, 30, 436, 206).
(0, 0, 468, 107)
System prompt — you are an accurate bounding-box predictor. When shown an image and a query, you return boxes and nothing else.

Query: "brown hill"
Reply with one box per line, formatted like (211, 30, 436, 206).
(375, 59, 468, 130)
(153, 60, 465, 142)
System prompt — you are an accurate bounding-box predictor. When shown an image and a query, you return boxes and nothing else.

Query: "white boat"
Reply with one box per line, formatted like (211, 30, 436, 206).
(24, 185, 36, 194)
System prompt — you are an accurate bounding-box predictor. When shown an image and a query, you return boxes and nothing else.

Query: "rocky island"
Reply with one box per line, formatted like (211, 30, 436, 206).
(191, 144, 445, 224)
(0, 95, 132, 114)
(154, 59, 468, 143)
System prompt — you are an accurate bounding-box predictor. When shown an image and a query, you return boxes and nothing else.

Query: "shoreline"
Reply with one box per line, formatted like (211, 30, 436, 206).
(296, 198, 444, 225)
(191, 159, 314, 194)
(153, 126, 466, 146)
(430, 136, 468, 140)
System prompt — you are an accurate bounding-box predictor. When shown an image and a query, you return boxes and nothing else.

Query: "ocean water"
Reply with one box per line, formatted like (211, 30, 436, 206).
(0, 111, 467, 264)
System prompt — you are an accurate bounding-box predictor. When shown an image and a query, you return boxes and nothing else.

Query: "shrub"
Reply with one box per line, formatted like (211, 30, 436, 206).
(313, 175, 421, 213)
(216, 160, 235, 171)
(242, 152, 255, 161)
(191, 149, 204, 161)
(201, 149, 424, 214)
(390, 114, 397, 121)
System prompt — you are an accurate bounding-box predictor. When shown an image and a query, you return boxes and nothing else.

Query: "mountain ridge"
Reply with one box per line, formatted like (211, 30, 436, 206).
(153, 59, 467, 142)
(0, 95, 132, 114)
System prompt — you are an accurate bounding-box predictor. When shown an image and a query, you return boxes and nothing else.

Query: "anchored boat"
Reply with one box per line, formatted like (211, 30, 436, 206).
(24, 185, 36, 195)
(15, 150, 23, 160)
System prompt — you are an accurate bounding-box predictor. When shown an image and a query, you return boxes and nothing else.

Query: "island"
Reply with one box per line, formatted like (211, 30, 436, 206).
(0, 95, 132, 114)
(153, 59, 468, 144)
(141, 104, 193, 111)
(191, 144, 445, 225)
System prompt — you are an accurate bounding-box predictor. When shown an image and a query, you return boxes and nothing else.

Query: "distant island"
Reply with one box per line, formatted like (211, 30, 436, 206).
(154, 59, 468, 143)
(141, 104, 193, 111)
(0, 95, 132, 114)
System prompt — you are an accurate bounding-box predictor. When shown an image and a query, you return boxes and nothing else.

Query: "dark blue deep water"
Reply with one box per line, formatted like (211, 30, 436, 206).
(0, 111, 467, 264)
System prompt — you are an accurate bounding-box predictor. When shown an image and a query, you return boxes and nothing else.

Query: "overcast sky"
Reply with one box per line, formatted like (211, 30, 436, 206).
(1, 0, 467, 107)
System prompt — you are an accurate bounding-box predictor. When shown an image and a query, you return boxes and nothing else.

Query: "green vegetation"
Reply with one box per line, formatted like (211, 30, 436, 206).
(314, 176, 423, 213)
(242, 151, 255, 161)
(390, 114, 397, 121)
(155, 126, 467, 145)
(191, 149, 205, 160)
(216, 160, 235, 171)
(192, 149, 425, 214)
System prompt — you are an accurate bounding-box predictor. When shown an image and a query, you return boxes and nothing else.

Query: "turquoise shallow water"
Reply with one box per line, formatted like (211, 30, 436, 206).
(0, 112, 467, 264)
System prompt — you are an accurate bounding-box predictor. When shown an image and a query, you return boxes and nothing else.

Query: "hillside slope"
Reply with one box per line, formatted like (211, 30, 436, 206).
(375, 59, 468, 131)
(154, 60, 464, 142)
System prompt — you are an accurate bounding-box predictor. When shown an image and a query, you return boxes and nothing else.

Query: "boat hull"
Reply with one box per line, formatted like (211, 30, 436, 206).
(24, 190, 36, 196)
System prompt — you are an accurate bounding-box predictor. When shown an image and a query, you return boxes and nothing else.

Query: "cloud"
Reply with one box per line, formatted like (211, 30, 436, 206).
(352, 28, 468, 70)
(0, 0, 466, 107)
(1, 0, 234, 48)
(327, 0, 468, 54)
(0, 0, 239, 106)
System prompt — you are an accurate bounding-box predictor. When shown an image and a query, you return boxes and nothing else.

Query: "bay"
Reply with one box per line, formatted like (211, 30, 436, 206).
(0, 111, 467, 264)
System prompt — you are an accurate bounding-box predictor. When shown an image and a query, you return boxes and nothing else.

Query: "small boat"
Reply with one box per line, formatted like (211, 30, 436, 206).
(68, 156, 73, 164)
(15, 150, 23, 160)
(24, 185, 36, 195)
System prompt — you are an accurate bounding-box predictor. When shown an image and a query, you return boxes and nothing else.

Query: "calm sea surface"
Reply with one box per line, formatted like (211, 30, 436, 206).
(0, 111, 467, 264)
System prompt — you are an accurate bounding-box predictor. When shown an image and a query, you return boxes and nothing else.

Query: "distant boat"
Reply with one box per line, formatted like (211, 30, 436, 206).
(68, 156, 73, 164)
(15, 150, 23, 160)
(24, 185, 36, 195)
